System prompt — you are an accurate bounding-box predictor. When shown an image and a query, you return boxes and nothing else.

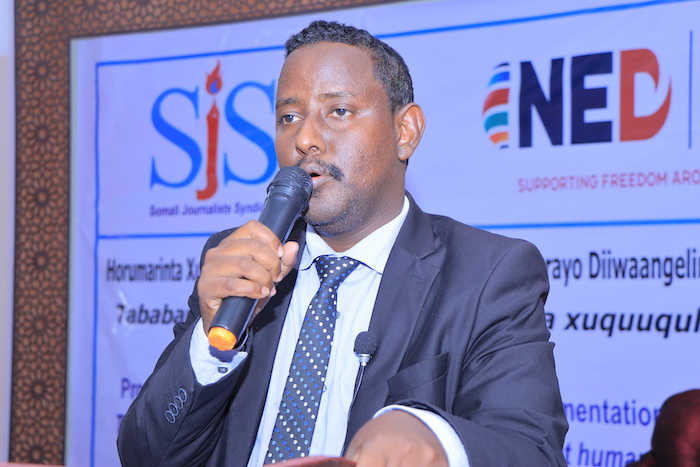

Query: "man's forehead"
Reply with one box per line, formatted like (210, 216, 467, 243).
(282, 41, 373, 71)
(276, 43, 380, 102)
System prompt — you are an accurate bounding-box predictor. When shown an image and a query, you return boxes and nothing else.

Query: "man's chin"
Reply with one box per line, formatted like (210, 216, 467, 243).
(303, 197, 333, 226)
(303, 210, 348, 237)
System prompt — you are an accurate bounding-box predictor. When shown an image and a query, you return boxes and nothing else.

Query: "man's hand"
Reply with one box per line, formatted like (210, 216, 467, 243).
(196, 220, 299, 334)
(345, 410, 448, 467)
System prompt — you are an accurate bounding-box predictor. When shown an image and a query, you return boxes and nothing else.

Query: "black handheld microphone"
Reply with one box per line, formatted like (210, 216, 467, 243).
(208, 166, 313, 351)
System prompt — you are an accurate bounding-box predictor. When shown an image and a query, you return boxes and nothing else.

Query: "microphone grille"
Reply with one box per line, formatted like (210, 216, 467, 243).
(354, 331, 378, 356)
(270, 166, 313, 198)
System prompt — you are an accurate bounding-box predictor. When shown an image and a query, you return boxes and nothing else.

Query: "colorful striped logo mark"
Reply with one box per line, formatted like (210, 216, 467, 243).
(483, 63, 510, 149)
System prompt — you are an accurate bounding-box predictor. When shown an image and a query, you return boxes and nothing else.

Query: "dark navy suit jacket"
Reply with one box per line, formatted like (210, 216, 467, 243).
(117, 194, 568, 466)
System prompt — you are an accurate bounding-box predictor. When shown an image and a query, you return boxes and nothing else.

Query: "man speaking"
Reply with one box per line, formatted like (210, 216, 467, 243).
(117, 20, 568, 466)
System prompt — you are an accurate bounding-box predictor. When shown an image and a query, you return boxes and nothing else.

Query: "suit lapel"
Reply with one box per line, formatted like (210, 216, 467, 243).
(345, 195, 442, 444)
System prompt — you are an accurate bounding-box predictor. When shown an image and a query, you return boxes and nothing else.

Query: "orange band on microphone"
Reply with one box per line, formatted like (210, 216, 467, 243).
(208, 327, 237, 351)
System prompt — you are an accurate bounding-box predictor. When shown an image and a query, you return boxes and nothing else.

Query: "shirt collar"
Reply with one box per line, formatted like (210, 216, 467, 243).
(300, 195, 410, 274)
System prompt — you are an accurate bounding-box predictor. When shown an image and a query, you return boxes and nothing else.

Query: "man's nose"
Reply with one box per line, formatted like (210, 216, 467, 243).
(295, 114, 326, 155)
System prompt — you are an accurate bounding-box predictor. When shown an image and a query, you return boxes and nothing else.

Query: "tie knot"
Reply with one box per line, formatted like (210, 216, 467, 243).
(314, 255, 359, 288)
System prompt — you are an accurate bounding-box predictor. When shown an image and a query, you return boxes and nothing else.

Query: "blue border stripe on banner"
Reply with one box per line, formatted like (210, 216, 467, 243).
(476, 218, 700, 230)
(91, 218, 700, 243)
(98, 232, 216, 240)
(96, 44, 284, 68)
(377, 0, 699, 40)
(90, 61, 100, 467)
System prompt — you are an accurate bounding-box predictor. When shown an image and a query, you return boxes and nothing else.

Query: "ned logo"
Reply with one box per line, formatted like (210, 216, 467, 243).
(482, 49, 672, 148)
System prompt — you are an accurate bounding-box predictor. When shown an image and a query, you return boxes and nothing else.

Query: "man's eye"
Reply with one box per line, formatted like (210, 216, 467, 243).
(332, 108, 350, 117)
(280, 114, 297, 124)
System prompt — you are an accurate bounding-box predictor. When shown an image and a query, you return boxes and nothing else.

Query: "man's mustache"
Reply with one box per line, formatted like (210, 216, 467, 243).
(294, 158, 345, 182)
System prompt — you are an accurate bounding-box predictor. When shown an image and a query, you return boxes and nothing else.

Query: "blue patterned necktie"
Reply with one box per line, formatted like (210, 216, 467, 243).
(264, 255, 359, 464)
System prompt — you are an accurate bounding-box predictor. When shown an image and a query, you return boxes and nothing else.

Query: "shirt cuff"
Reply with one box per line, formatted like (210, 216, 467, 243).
(189, 318, 248, 386)
(374, 405, 470, 467)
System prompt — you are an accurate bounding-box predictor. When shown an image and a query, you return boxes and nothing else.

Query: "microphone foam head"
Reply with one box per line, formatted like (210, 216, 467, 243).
(269, 166, 313, 199)
(354, 331, 378, 356)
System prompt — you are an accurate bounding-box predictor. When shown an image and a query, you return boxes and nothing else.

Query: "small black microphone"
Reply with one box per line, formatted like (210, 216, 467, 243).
(354, 331, 378, 367)
(349, 331, 378, 419)
(208, 166, 312, 351)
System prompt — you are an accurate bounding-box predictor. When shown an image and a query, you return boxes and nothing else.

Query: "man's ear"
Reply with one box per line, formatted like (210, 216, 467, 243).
(396, 103, 426, 162)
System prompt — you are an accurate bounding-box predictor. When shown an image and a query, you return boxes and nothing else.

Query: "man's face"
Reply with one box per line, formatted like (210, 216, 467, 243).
(275, 41, 407, 245)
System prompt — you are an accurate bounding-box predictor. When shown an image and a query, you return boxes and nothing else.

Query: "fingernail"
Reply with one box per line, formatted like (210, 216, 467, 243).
(261, 286, 270, 297)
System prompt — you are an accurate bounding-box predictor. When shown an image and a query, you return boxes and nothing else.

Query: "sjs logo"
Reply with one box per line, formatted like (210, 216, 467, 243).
(150, 61, 277, 200)
(483, 49, 672, 148)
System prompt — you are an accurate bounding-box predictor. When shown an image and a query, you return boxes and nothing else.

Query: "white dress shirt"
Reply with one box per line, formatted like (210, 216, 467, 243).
(189, 196, 469, 466)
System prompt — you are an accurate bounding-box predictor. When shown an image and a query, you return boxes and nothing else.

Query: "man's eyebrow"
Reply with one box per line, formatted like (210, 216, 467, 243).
(275, 91, 356, 109)
(276, 97, 299, 108)
(318, 91, 355, 100)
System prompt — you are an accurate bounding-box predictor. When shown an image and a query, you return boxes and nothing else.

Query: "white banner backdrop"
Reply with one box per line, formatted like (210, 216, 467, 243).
(69, 1, 700, 465)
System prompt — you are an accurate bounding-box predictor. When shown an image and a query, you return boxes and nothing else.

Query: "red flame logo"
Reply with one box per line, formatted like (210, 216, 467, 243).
(206, 61, 223, 95)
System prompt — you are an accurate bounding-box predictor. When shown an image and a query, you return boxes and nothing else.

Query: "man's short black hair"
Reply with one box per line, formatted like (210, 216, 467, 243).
(285, 20, 414, 113)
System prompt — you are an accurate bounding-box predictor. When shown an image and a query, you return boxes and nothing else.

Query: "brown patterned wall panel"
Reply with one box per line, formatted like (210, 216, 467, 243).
(12, 0, 397, 464)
